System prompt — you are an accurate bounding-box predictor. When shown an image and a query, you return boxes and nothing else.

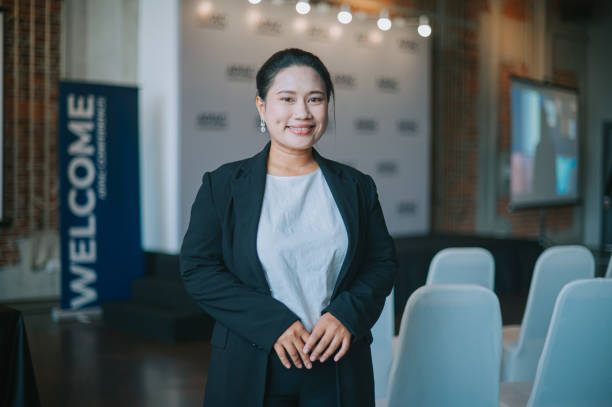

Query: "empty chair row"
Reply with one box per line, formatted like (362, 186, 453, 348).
(375, 279, 612, 407)
(372, 244, 604, 405)
(419, 244, 596, 382)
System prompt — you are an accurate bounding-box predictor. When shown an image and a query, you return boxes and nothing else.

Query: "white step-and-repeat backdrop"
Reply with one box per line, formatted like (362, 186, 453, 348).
(180, 0, 431, 237)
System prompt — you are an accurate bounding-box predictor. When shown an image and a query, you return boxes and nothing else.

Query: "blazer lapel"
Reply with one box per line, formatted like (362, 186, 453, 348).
(230, 143, 271, 293)
(313, 148, 359, 299)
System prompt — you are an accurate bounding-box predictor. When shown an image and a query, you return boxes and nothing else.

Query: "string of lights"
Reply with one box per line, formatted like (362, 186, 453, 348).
(200, 0, 432, 37)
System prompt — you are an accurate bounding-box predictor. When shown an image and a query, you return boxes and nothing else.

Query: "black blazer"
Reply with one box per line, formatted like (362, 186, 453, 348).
(180, 143, 398, 407)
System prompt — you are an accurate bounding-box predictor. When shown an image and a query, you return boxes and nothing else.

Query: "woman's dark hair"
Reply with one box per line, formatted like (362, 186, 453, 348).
(255, 48, 334, 102)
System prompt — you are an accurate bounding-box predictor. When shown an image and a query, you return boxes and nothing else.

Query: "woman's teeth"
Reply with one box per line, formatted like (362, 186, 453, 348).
(288, 126, 313, 135)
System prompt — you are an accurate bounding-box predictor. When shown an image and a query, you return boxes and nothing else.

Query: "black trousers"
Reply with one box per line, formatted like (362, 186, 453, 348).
(263, 351, 338, 407)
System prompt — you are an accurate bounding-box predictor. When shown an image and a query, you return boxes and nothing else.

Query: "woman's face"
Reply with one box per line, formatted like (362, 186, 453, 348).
(256, 65, 329, 153)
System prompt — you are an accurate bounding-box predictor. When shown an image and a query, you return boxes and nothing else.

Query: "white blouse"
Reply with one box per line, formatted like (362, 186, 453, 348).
(256, 168, 349, 332)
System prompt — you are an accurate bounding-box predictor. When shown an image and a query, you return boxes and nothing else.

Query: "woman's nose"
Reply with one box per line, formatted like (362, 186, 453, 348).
(293, 99, 312, 119)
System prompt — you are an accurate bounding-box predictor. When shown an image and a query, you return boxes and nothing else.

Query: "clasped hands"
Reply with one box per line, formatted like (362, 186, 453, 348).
(273, 312, 352, 369)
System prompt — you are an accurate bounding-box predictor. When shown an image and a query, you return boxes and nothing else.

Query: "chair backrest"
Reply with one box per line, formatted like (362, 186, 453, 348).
(606, 254, 612, 278)
(426, 247, 495, 290)
(527, 279, 612, 407)
(511, 245, 594, 381)
(371, 290, 395, 400)
(386, 285, 502, 407)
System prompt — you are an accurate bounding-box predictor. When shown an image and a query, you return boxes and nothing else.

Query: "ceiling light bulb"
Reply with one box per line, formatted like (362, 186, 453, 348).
(337, 5, 352, 24)
(377, 10, 391, 31)
(248, 0, 261, 4)
(417, 15, 432, 37)
(296, 0, 311, 15)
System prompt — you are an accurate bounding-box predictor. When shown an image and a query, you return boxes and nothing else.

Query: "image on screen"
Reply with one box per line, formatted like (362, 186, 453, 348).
(510, 78, 579, 208)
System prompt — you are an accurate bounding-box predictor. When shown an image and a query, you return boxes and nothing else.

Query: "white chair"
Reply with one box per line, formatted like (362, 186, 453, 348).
(500, 279, 612, 407)
(426, 247, 495, 290)
(501, 245, 594, 382)
(377, 285, 502, 407)
(371, 290, 395, 400)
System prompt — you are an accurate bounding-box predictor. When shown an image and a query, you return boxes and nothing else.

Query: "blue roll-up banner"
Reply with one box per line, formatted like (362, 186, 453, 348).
(58, 81, 143, 311)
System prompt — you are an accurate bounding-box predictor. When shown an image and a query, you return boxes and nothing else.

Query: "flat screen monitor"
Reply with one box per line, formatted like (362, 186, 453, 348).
(510, 77, 579, 209)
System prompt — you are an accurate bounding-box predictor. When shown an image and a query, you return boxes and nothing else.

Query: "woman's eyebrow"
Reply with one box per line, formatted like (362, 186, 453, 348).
(275, 90, 325, 95)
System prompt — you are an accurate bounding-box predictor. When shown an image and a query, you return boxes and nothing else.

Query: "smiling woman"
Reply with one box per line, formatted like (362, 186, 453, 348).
(255, 50, 334, 177)
(256, 65, 328, 175)
(180, 48, 398, 407)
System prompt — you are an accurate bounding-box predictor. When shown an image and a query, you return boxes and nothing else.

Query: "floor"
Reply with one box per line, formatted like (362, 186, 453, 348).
(18, 302, 211, 407)
(13, 293, 526, 407)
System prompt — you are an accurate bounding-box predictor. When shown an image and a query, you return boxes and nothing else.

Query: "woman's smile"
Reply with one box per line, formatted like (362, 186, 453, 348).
(287, 124, 316, 136)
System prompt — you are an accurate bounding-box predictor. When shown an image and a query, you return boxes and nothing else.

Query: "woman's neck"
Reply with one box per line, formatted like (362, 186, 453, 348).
(267, 141, 319, 176)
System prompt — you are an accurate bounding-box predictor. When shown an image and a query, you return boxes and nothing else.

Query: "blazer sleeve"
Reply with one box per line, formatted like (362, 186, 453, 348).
(322, 175, 398, 343)
(180, 172, 300, 352)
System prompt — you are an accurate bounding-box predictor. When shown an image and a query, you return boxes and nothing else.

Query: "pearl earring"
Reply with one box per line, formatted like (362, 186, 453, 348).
(260, 119, 266, 133)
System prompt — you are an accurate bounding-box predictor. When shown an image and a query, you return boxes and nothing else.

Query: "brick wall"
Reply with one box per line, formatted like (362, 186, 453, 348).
(0, 0, 61, 267)
(432, 1, 487, 233)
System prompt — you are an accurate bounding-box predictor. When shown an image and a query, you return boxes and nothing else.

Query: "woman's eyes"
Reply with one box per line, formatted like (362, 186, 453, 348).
(280, 97, 323, 103)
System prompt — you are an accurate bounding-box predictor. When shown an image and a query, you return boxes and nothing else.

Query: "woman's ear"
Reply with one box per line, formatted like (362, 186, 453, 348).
(255, 96, 265, 119)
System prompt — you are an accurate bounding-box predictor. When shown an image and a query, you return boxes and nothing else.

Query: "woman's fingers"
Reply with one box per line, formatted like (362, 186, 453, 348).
(283, 341, 303, 368)
(303, 327, 323, 355)
(292, 323, 312, 368)
(303, 312, 353, 363)
(275, 316, 352, 367)
(309, 332, 334, 361)
(273, 320, 314, 369)
(274, 343, 292, 369)
(319, 336, 341, 362)
(334, 336, 351, 362)
(295, 339, 313, 369)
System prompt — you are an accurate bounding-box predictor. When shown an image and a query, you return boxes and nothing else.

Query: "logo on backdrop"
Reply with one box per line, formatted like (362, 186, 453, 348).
(354, 32, 368, 46)
(226, 64, 256, 81)
(197, 12, 228, 30)
(398, 39, 419, 53)
(197, 112, 228, 130)
(397, 120, 418, 134)
(376, 160, 398, 175)
(255, 18, 283, 36)
(377, 77, 399, 92)
(307, 25, 330, 42)
(334, 73, 357, 89)
(355, 118, 378, 134)
(397, 201, 417, 216)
